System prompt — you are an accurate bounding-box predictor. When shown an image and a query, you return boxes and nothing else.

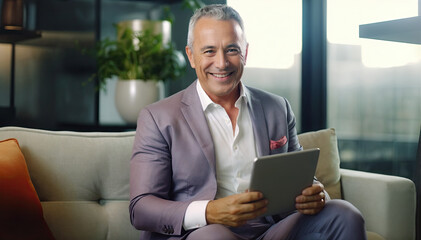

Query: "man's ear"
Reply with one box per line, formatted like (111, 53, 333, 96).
(185, 46, 196, 68)
(244, 43, 249, 65)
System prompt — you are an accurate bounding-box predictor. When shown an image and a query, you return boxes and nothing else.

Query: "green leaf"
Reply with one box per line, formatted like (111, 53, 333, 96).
(87, 23, 186, 89)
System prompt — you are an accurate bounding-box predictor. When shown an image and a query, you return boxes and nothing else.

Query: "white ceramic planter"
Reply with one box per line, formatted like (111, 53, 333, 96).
(115, 79, 159, 124)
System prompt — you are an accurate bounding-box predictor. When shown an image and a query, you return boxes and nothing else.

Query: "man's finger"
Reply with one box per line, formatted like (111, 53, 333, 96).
(296, 191, 325, 203)
(302, 183, 324, 195)
(242, 199, 268, 214)
(237, 191, 265, 204)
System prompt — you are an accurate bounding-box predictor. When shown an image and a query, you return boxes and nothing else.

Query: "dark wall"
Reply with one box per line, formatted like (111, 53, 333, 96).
(0, 0, 225, 131)
(1, 0, 98, 130)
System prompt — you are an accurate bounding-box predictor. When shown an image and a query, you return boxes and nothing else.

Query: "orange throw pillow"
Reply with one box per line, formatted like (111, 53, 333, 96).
(0, 138, 55, 240)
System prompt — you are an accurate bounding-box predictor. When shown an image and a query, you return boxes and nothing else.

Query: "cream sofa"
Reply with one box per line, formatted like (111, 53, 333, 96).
(0, 127, 415, 240)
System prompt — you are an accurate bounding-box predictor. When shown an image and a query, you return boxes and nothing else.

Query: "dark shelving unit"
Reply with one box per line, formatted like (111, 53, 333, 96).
(0, 29, 41, 44)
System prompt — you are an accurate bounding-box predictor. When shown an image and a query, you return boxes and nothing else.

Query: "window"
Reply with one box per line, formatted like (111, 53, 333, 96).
(228, 0, 302, 131)
(327, 0, 421, 178)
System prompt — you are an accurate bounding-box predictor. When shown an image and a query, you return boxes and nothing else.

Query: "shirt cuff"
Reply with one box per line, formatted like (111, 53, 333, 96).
(183, 200, 210, 230)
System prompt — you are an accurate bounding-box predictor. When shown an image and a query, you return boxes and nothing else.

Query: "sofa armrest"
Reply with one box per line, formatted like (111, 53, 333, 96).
(340, 168, 416, 240)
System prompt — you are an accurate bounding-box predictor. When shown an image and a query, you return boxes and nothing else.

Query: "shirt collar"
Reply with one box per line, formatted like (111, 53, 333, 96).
(196, 80, 248, 111)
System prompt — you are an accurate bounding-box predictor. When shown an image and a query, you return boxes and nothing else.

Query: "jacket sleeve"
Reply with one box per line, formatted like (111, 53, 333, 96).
(284, 97, 302, 152)
(129, 107, 190, 236)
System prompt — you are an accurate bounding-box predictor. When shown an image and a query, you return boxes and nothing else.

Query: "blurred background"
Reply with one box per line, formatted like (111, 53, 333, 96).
(0, 0, 420, 182)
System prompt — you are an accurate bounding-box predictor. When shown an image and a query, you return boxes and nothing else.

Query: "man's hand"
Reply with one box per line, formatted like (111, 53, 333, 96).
(295, 182, 326, 215)
(206, 192, 268, 227)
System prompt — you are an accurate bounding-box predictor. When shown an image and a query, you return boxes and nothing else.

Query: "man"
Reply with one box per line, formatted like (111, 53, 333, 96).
(130, 4, 366, 240)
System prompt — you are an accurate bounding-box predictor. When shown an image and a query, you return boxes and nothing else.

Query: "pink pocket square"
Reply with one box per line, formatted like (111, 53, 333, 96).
(270, 136, 287, 150)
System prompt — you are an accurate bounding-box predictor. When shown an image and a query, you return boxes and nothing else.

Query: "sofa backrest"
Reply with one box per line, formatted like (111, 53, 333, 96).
(0, 127, 140, 240)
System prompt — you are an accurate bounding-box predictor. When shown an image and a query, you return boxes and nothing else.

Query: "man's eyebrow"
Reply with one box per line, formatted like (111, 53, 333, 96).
(226, 43, 241, 49)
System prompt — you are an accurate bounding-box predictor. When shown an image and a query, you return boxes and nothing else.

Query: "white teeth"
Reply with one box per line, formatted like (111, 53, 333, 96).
(212, 73, 230, 78)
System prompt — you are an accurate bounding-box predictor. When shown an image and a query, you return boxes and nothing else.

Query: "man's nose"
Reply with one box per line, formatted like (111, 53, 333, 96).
(215, 51, 229, 69)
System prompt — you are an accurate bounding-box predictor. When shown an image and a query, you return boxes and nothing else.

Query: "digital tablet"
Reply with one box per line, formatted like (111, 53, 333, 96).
(249, 148, 320, 216)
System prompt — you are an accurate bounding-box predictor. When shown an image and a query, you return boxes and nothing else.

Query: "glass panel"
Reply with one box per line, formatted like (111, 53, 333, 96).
(228, 0, 302, 131)
(0, 44, 11, 107)
(327, 0, 421, 179)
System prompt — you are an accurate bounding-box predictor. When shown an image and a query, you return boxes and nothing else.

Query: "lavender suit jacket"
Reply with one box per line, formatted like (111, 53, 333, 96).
(129, 81, 302, 239)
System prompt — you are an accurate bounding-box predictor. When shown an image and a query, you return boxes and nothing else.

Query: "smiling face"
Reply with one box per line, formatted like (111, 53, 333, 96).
(186, 17, 248, 104)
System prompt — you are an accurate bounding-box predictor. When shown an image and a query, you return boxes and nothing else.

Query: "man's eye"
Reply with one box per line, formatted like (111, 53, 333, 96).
(204, 50, 215, 54)
(227, 48, 240, 54)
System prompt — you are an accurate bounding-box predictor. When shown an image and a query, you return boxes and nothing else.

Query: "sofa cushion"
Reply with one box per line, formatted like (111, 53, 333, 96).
(297, 128, 342, 199)
(0, 138, 55, 240)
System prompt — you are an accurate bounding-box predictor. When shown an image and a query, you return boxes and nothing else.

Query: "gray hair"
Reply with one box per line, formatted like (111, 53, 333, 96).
(187, 4, 246, 50)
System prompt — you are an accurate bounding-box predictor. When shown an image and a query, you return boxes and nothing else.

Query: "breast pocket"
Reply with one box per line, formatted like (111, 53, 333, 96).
(270, 143, 288, 155)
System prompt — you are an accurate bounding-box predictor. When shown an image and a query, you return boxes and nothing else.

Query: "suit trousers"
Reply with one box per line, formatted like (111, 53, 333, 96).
(185, 200, 366, 240)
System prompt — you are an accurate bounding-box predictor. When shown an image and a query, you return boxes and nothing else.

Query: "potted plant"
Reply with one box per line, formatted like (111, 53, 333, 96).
(85, 0, 204, 124)
(89, 20, 186, 124)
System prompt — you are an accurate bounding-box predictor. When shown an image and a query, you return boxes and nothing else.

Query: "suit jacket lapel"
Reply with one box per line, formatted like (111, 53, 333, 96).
(180, 81, 216, 174)
(245, 86, 270, 157)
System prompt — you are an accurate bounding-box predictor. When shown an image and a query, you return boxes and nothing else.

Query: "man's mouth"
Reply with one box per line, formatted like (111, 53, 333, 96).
(210, 72, 233, 78)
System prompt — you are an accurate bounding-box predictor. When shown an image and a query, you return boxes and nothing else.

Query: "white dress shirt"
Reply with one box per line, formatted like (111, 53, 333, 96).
(183, 81, 257, 230)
